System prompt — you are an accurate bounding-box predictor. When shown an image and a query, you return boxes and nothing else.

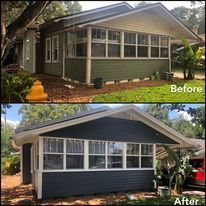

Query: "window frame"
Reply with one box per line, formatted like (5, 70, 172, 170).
(26, 39, 30, 60)
(126, 143, 140, 168)
(52, 35, 59, 63)
(45, 37, 51, 62)
(42, 136, 155, 172)
(67, 32, 76, 58)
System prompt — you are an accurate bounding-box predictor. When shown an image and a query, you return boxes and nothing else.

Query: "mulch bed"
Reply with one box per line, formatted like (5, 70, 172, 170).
(36, 73, 182, 102)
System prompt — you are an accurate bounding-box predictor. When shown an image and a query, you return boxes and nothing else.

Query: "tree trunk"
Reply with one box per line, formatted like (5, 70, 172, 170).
(1, 1, 49, 59)
(174, 174, 182, 194)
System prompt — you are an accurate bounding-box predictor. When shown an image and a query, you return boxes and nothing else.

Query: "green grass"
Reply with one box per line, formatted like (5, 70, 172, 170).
(108, 195, 205, 205)
(93, 80, 205, 102)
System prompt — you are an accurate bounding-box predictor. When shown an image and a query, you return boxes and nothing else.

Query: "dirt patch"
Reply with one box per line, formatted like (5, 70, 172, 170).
(174, 71, 205, 80)
(36, 73, 184, 103)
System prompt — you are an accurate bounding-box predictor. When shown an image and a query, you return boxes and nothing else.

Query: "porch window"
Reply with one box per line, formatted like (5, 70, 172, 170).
(92, 28, 106, 57)
(141, 144, 153, 168)
(160, 36, 169, 57)
(108, 30, 120, 57)
(137, 33, 148, 57)
(124, 32, 136, 57)
(43, 138, 63, 170)
(126, 143, 139, 168)
(89, 141, 105, 169)
(45, 38, 51, 62)
(67, 32, 76, 57)
(76, 29, 87, 57)
(66, 139, 84, 169)
(52, 35, 59, 62)
(108, 142, 123, 168)
(26, 40, 30, 60)
(151, 35, 159, 57)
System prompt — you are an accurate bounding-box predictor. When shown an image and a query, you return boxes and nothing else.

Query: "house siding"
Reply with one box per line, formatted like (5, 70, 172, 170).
(22, 143, 32, 184)
(41, 117, 178, 144)
(91, 59, 169, 82)
(42, 170, 154, 199)
(65, 58, 86, 82)
(23, 30, 35, 73)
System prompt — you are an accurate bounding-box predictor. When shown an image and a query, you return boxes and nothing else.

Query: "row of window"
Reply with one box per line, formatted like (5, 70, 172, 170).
(40, 138, 154, 170)
(66, 28, 169, 58)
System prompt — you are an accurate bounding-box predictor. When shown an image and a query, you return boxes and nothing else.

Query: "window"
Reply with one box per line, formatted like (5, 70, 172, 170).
(151, 35, 159, 57)
(108, 30, 120, 57)
(26, 40, 30, 60)
(160, 36, 169, 58)
(52, 35, 59, 62)
(127, 144, 139, 168)
(124, 32, 136, 57)
(43, 138, 63, 170)
(67, 32, 76, 57)
(108, 142, 123, 168)
(45, 38, 51, 62)
(141, 144, 153, 168)
(66, 139, 84, 169)
(76, 29, 87, 57)
(89, 141, 105, 169)
(92, 28, 106, 57)
(137, 33, 148, 57)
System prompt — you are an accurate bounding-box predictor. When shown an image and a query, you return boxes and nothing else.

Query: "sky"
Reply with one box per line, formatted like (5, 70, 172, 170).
(79, 1, 202, 11)
(1, 103, 204, 128)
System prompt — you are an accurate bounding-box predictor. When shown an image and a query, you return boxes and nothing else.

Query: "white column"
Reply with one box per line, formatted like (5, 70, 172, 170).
(62, 32, 66, 79)
(120, 31, 124, 59)
(20, 146, 23, 183)
(168, 37, 171, 72)
(123, 142, 127, 169)
(153, 144, 157, 189)
(32, 30, 36, 73)
(38, 136, 43, 199)
(63, 139, 66, 170)
(148, 34, 151, 58)
(86, 27, 92, 84)
(139, 144, 141, 168)
(84, 140, 89, 170)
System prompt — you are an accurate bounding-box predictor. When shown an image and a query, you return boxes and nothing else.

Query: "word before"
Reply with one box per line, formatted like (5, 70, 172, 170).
(170, 84, 202, 93)
(174, 197, 199, 205)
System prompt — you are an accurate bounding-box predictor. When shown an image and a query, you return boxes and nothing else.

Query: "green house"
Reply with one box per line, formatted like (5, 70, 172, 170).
(18, 2, 200, 85)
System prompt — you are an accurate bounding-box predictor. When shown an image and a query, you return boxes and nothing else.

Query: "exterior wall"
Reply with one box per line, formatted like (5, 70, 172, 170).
(64, 58, 86, 82)
(42, 170, 154, 199)
(41, 117, 177, 144)
(23, 30, 35, 73)
(22, 143, 32, 184)
(91, 59, 169, 82)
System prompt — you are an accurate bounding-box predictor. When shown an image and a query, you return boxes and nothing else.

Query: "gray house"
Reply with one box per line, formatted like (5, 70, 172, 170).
(17, 2, 200, 85)
(13, 105, 194, 199)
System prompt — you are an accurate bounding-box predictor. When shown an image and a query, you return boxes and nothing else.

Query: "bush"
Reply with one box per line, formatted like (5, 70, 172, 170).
(154, 71, 161, 80)
(2, 155, 20, 175)
(1, 70, 37, 102)
(94, 77, 104, 89)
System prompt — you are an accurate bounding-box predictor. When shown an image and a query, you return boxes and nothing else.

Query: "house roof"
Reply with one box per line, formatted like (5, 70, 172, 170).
(13, 105, 194, 149)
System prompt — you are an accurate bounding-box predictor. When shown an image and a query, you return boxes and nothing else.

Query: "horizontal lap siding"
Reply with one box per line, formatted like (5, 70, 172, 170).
(42, 170, 154, 199)
(65, 58, 86, 82)
(91, 59, 169, 82)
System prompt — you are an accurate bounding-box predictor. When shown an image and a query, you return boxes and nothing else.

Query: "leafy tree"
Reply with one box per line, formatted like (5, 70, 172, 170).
(18, 104, 91, 127)
(143, 104, 172, 126)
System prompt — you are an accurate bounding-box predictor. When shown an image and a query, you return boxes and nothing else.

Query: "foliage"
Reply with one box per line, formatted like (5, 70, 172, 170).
(1, 71, 37, 103)
(162, 145, 192, 194)
(2, 155, 20, 175)
(93, 80, 205, 102)
(18, 104, 91, 127)
(173, 38, 205, 80)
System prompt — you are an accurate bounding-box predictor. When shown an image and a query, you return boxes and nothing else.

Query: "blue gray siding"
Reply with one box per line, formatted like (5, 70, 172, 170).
(22, 143, 32, 184)
(42, 170, 154, 199)
(41, 117, 178, 144)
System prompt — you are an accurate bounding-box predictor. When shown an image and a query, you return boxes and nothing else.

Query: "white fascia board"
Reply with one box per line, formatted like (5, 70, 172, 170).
(54, 2, 133, 22)
(78, 3, 199, 41)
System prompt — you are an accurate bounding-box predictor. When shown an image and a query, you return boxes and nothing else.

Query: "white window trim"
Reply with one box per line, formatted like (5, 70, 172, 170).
(45, 37, 51, 63)
(26, 39, 30, 60)
(52, 35, 59, 63)
(41, 136, 155, 172)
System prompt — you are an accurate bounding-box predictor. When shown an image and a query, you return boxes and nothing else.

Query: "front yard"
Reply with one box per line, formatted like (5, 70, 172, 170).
(93, 80, 205, 102)
(1, 175, 205, 205)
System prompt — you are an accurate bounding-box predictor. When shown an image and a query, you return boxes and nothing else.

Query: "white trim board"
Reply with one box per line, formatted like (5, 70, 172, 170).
(13, 105, 194, 148)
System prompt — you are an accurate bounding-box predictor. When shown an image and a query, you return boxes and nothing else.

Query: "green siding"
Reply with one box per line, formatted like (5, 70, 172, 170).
(65, 58, 86, 83)
(23, 30, 35, 73)
(91, 59, 169, 82)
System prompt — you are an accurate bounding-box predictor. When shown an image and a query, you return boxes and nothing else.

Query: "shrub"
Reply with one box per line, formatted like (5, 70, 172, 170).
(2, 155, 20, 175)
(154, 71, 161, 80)
(1, 70, 37, 102)
(94, 77, 104, 89)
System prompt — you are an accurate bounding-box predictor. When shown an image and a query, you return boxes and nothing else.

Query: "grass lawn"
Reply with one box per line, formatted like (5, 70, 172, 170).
(93, 80, 205, 102)
(109, 195, 205, 205)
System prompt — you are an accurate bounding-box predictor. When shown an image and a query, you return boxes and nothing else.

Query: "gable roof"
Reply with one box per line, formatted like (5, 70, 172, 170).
(13, 105, 194, 149)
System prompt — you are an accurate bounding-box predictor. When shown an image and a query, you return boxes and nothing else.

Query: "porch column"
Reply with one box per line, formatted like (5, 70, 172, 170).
(62, 32, 66, 79)
(120, 31, 124, 59)
(38, 136, 43, 199)
(86, 27, 92, 84)
(169, 37, 171, 72)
